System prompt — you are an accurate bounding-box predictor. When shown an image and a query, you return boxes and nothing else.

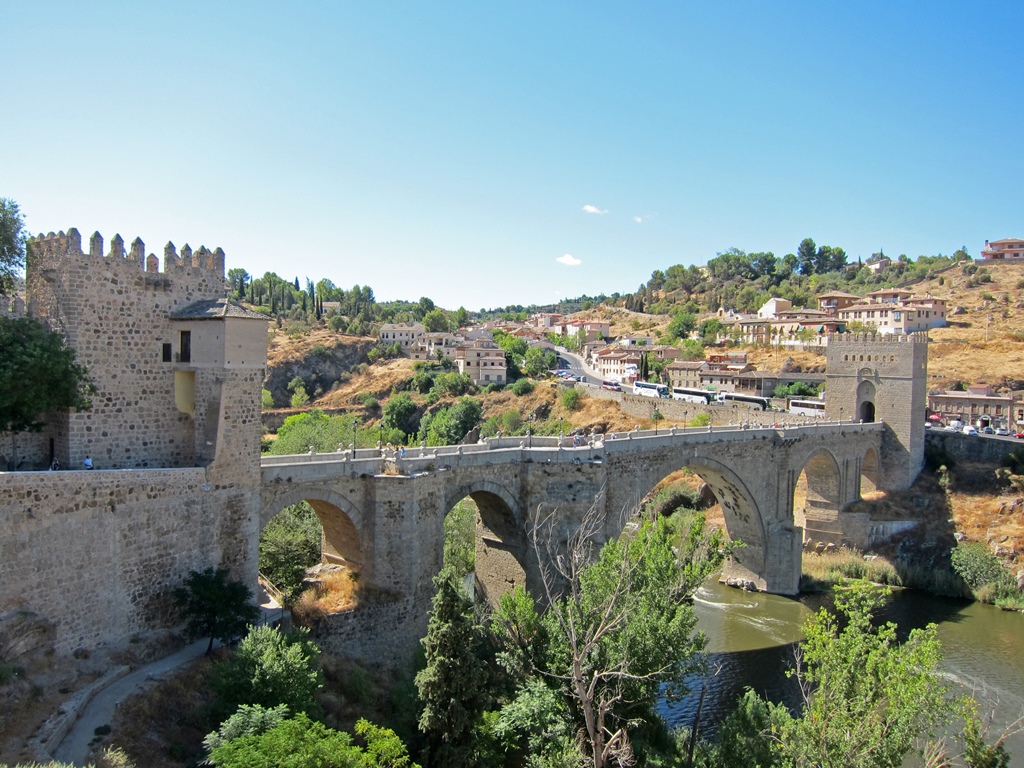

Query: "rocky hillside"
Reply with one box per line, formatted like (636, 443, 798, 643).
(264, 328, 377, 408)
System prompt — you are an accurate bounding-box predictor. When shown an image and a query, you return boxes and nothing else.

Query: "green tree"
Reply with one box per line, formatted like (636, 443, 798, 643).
(741, 583, 960, 768)
(523, 346, 556, 377)
(561, 387, 582, 411)
(0, 198, 27, 296)
(421, 397, 482, 445)
(667, 311, 697, 341)
(515, 511, 727, 768)
(422, 309, 450, 333)
(211, 625, 324, 719)
(452, 306, 470, 329)
(261, 388, 275, 409)
(797, 237, 817, 275)
(510, 378, 534, 396)
(173, 567, 260, 654)
(259, 503, 322, 602)
(0, 317, 94, 433)
(382, 392, 419, 435)
(416, 570, 493, 768)
(203, 703, 291, 755)
(268, 410, 362, 455)
(207, 712, 418, 768)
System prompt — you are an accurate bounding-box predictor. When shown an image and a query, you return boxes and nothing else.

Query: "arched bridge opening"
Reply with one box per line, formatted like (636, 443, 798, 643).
(792, 449, 843, 548)
(623, 453, 772, 592)
(259, 490, 367, 609)
(443, 482, 527, 607)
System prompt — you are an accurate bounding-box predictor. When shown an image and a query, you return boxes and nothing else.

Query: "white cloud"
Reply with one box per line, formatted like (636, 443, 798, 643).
(582, 204, 608, 215)
(557, 253, 582, 267)
(632, 216, 644, 224)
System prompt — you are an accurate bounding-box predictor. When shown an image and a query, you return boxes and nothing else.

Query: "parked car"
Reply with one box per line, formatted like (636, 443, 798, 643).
(1016, 432, 1024, 440)
(996, 428, 1009, 436)
(601, 381, 622, 391)
(981, 426, 996, 435)
(963, 425, 979, 436)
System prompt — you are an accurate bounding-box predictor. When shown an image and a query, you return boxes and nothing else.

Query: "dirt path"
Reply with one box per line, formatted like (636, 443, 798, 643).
(51, 639, 209, 766)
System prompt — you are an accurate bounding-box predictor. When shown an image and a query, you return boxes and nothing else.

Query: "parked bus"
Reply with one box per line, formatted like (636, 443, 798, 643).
(789, 398, 826, 417)
(716, 391, 770, 410)
(634, 381, 669, 398)
(671, 387, 715, 404)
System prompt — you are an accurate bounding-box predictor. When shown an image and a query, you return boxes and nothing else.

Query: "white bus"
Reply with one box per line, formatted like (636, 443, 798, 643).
(634, 381, 669, 398)
(789, 399, 826, 417)
(671, 387, 715, 404)
(716, 391, 770, 410)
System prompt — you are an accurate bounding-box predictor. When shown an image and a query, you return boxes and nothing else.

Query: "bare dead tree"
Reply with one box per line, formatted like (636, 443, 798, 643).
(528, 501, 726, 768)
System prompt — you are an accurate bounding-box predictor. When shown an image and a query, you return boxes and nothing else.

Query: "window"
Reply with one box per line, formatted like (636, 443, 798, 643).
(162, 343, 172, 362)
(180, 331, 192, 363)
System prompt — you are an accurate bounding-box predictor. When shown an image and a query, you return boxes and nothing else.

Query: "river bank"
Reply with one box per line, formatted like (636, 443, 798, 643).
(661, 579, 1024, 763)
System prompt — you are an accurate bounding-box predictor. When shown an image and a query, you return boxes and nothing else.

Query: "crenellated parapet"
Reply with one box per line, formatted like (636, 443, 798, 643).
(828, 331, 928, 345)
(28, 228, 226, 279)
(0, 294, 27, 318)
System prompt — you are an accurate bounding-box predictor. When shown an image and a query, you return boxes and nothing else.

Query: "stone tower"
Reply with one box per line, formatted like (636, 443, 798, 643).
(825, 332, 928, 490)
(24, 229, 267, 476)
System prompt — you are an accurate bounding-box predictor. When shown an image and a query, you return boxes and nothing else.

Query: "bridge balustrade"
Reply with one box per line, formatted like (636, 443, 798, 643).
(259, 420, 882, 479)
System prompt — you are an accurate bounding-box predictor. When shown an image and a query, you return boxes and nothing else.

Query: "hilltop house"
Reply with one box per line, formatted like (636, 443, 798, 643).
(980, 238, 1024, 262)
(379, 322, 425, 348)
(836, 290, 946, 335)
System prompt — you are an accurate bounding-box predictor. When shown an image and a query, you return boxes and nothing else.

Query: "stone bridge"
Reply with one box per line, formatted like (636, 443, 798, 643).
(260, 421, 885, 665)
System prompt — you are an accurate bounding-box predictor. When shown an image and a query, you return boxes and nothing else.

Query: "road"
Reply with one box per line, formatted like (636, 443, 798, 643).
(554, 348, 601, 385)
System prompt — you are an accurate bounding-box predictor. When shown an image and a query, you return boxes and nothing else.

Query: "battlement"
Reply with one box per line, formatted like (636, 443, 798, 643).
(828, 331, 928, 345)
(29, 228, 225, 278)
(0, 295, 28, 318)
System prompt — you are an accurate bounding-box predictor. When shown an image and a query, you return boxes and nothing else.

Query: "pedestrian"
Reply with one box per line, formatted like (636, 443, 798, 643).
(84, 455, 94, 470)
(50, 459, 60, 471)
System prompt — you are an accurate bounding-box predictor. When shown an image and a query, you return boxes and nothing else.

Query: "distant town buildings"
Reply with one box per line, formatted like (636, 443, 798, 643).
(927, 384, 1023, 431)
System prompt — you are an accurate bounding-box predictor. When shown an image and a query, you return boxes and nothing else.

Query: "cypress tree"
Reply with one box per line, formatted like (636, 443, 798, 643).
(416, 569, 491, 768)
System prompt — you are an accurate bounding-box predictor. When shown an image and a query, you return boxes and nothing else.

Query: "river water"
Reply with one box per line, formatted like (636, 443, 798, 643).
(659, 580, 1024, 762)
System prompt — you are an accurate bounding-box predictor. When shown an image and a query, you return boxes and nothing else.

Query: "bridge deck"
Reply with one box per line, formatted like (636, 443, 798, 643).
(261, 420, 883, 480)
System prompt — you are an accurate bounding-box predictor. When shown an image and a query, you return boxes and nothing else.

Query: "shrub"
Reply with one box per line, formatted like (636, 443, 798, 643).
(510, 378, 534, 396)
(173, 568, 260, 654)
(950, 541, 1013, 592)
(560, 387, 582, 411)
(210, 626, 324, 720)
(289, 386, 309, 408)
(261, 388, 274, 409)
(358, 392, 379, 410)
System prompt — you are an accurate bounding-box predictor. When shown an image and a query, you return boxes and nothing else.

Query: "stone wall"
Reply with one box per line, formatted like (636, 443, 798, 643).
(25, 229, 225, 470)
(0, 468, 259, 655)
(581, 386, 826, 427)
(927, 430, 1024, 464)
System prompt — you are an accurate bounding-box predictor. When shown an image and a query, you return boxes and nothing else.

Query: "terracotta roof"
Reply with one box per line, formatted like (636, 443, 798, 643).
(169, 298, 269, 321)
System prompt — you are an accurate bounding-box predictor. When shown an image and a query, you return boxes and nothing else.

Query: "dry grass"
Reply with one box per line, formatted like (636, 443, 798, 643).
(99, 654, 219, 768)
(801, 548, 902, 591)
(291, 569, 361, 626)
(312, 358, 417, 409)
(266, 328, 375, 368)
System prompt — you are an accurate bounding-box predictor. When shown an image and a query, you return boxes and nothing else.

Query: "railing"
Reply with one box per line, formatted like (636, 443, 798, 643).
(260, 420, 882, 476)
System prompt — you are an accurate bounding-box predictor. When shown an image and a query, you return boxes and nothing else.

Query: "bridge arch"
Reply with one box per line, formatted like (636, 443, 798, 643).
(791, 447, 843, 546)
(443, 480, 528, 604)
(627, 451, 769, 581)
(861, 446, 880, 496)
(260, 488, 368, 577)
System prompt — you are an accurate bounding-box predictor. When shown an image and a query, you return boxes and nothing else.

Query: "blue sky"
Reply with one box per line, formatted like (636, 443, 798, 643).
(4, 2, 1022, 310)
